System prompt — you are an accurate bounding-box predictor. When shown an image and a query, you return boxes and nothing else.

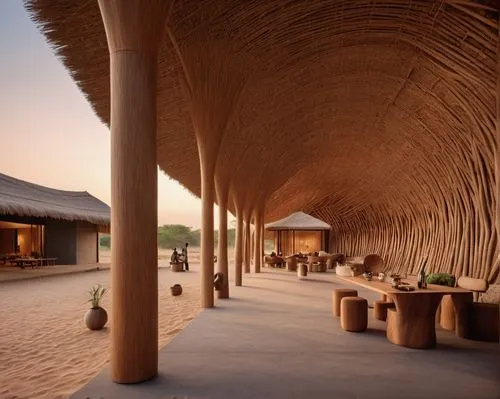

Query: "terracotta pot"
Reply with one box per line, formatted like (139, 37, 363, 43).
(85, 307, 108, 330)
(213, 273, 224, 291)
(171, 284, 183, 296)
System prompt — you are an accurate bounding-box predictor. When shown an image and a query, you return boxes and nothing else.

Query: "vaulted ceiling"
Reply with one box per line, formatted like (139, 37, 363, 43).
(25, 0, 499, 281)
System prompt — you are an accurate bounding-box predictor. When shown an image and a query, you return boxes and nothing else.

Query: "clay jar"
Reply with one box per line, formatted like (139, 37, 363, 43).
(170, 284, 183, 296)
(85, 307, 108, 330)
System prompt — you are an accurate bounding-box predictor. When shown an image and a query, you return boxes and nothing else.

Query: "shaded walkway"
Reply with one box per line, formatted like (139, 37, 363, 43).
(73, 270, 499, 399)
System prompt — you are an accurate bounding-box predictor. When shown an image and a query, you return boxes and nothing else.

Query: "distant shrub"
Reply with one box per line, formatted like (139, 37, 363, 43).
(100, 235, 111, 248)
(426, 273, 456, 287)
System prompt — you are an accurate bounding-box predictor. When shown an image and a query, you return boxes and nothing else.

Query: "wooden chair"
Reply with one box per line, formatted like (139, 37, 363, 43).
(264, 255, 284, 268)
(363, 254, 384, 275)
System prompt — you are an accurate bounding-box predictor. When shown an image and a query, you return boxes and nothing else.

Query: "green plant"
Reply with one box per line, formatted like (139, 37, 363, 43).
(88, 284, 107, 308)
(426, 273, 456, 287)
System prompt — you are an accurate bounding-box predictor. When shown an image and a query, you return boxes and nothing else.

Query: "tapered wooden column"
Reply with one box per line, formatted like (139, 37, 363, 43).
(216, 178, 229, 298)
(251, 226, 255, 262)
(496, 27, 500, 247)
(98, 0, 169, 384)
(260, 214, 265, 264)
(234, 208, 243, 286)
(244, 213, 251, 273)
(254, 209, 263, 273)
(199, 156, 216, 308)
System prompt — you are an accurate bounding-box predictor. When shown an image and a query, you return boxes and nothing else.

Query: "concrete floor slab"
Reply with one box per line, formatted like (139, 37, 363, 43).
(72, 270, 499, 399)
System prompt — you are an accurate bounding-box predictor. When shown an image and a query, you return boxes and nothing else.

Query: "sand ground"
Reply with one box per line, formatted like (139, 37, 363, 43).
(0, 248, 219, 399)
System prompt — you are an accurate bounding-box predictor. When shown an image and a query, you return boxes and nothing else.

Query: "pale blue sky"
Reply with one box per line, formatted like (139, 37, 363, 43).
(0, 1, 220, 229)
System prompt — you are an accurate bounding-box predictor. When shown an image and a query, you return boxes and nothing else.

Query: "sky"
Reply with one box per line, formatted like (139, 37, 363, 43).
(0, 2, 227, 230)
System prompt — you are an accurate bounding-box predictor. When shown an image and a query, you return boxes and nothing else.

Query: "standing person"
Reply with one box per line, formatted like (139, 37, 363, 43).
(183, 242, 189, 271)
(170, 248, 179, 264)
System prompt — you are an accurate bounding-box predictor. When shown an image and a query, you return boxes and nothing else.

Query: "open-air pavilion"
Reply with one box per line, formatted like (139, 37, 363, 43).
(265, 211, 332, 255)
(24, 0, 498, 393)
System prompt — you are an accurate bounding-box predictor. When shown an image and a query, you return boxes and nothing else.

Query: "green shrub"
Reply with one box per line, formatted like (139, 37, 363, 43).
(426, 273, 456, 287)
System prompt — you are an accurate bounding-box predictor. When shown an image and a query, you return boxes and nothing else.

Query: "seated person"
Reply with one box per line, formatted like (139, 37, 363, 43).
(170, 248, 179, 264)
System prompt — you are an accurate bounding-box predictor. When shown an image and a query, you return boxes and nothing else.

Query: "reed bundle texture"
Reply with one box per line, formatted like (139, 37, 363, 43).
(25, 0, 499, 282)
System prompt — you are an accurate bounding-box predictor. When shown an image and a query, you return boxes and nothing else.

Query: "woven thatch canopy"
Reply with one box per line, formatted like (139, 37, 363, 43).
(265, 212, 331, 231)
(0, 173, 110, 225)
(24, 1, 498, 282)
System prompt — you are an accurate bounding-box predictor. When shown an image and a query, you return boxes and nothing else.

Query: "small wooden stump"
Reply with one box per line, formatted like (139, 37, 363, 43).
(297, 263, 308, 278)
(170, 262, 184, 272)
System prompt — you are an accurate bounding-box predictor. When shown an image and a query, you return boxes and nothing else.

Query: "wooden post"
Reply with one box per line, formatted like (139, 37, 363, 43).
(254, 209, 263, 273)
(251, 226, 255, 263)
(244, 212, 251, 273)
(260, 212, 265, 265)
(97, 0, 169, 384)
(199, 155, 215, 308)
(234, 207, 243, 286)
(496, 24, 500, 257)
(216, 177, 229, 298)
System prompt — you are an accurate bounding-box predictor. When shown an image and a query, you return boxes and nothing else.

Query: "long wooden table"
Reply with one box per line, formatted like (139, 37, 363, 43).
(337, 275, 473, 349)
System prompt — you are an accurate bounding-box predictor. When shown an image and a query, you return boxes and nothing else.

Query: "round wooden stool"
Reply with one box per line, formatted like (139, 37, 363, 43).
(332, 288, 358, 317)
(340, 297, 368, 332)
(374, 300, 396, 321)
(439, 294, 456, 331)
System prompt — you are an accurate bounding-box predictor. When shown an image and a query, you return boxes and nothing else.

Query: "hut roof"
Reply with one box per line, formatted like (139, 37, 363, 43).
(0, 173, 110, 225)
(265, 212, 331, 231)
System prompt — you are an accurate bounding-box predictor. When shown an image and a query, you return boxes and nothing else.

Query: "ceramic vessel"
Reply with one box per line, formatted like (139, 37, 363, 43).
(170, 284, 183, 296)
(362, 272, 373, 281)
(85, 307, 108, 330)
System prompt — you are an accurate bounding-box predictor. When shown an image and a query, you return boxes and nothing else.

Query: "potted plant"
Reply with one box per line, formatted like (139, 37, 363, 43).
(85, 284, 108, 330)
(426, 273, 456, 287)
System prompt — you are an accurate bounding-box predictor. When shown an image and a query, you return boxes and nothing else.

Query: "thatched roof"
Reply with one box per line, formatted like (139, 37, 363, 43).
(265, 212, 331, 231)
(23, 1, 499, 282)
(0, 173, 110, 225)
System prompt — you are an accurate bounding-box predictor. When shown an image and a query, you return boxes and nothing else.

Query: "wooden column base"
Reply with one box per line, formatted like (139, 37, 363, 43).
(386, 294, 443, 349)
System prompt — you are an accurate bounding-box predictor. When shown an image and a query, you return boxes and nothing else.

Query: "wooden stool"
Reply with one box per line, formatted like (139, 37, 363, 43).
(297, 263, 307, 278)
(374, 300, 396, 321)
(440, 294, 456, 331)
(332, 288, 358, 317)
(170, 262, 184, 272)
(340, 297, 368, 332)
(386, 308, 398, 344)
(469, 302, 499, 342)
(286, 257, 297, 272)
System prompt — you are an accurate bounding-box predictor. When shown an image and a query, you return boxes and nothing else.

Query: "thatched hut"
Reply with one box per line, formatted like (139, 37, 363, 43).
(0, 173, 110, 264)
(265, 212, 331, 256)
(22, 0, 499, 383)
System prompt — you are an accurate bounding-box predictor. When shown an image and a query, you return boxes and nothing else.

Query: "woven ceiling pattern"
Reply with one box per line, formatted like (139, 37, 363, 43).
(25, 0, 499, 282)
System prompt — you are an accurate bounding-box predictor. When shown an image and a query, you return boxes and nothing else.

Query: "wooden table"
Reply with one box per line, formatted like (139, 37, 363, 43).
(337, 275, 473, 349)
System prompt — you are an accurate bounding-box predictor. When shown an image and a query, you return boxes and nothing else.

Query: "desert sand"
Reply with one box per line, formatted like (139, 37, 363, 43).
(0, 248, 208, 399)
